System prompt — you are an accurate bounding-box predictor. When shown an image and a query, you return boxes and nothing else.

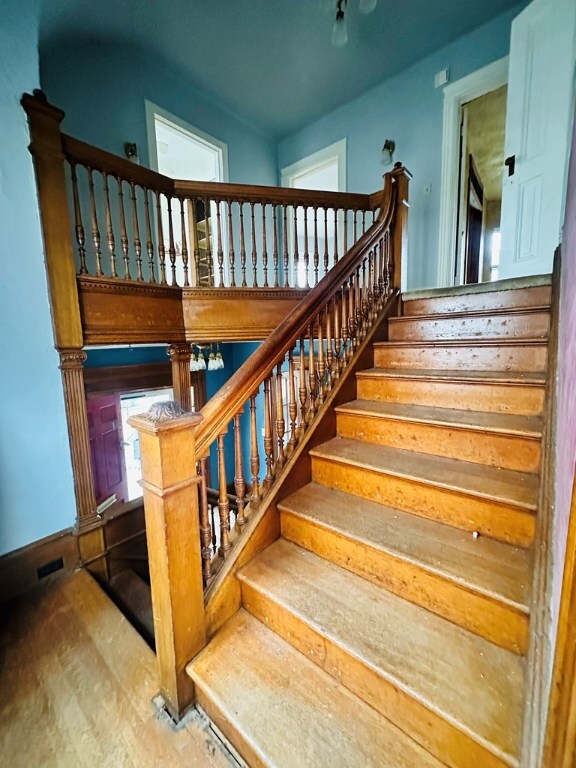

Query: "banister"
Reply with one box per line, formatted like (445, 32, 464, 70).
(194, 166, 402, 459)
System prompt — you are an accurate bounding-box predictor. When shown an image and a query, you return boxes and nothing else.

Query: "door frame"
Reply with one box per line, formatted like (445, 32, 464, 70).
(437, 57, 509, 287)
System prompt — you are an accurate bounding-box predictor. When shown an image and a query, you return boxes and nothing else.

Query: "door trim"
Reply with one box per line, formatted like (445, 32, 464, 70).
(437, 57, 509, 287)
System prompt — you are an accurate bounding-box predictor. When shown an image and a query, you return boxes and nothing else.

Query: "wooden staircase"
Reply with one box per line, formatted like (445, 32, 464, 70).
(187, 278, 550, 768)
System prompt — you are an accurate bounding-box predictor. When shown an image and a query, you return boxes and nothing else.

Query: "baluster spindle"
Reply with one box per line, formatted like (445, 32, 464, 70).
(263, 376, 274, 486)
(334, 208, 339, 264)
(250, 202, 258, 287)
(324, 208, 329, 276)
(298, 338, 308, 432)
(317, 311, 326, 406)
(275, 363, 286, 467)
(341, 283, 349, 365)
(343, 209, 348, 256)
(325, 300, 334, 390)
(204, 197, 213, 286)
(362, 210, 367, 234)
(198, 456, 212, 582)
(308, 325, 317, 420)
(210, 500, 217, 554)
(167, 196, 177, 285)
(310, 207, 318, 286)
(293, 205, 300, 288)
(283, 205, 289, 287)
(215, 200, 224, 286)
(333, 292, 342, 380)
(272, 205, 279, 288)
(233, 413, 246, 528)
(156, 192, 167, 285)
(249, 392, 261, 504)
(348, 272, 357, 354)
(227, 201, 236, 288)
(117, 177, 131, 279)
(217, 432, 231, 557)
(353, 209, 358, 244)
(362, 257, 369, 335)
(376, 236, 384, 302)
(288, 349, 298, 450)
(355, 264, 364, 341)
(103, 172, 118, 278)
(143, 188, 156, 283)
(130, 183, 143, 281)
(179, 198, 189, 287)
(188, 198, 200, 286)
(70, 163, 87, 274)
(302, 206, 309, 288)
(88, 168, 103, 277)
(385, 231, 393, 293)
(261, 203, 269, 288)
(368, 249, 376, 320)
(239, 203, 247, 287)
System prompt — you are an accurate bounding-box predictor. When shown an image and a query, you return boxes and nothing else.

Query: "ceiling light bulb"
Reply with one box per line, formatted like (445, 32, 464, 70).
(332, 9, 348, 47)
(359, 0, 377, 13)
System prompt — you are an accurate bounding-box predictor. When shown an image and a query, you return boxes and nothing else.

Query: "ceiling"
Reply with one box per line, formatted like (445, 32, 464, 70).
(39, 0, 522, 139)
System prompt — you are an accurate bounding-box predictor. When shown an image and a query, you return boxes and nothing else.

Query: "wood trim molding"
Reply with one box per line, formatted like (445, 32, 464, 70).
(84, 362, 172, 395)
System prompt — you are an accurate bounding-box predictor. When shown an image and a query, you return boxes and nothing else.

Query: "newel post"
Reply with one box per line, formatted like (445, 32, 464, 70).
(128, 401, 206, 721)
(390, 164, 412, 291)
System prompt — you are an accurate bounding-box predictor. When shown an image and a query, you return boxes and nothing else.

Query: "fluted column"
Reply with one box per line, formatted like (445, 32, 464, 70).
(168, 343, 192, 411)
(59, 348, 99, 530)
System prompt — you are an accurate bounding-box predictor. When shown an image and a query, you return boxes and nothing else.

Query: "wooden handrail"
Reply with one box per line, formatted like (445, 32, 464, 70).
(194, 166, 403, 458)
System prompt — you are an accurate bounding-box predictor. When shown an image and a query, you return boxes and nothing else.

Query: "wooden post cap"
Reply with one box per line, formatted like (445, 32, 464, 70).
(128, 400, 202, 436)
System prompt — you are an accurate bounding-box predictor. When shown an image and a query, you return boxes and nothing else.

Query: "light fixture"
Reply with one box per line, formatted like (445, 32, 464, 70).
(190, 343, 224, 371)
(381, 139, 396, 166)
(331, 0, 377, 48)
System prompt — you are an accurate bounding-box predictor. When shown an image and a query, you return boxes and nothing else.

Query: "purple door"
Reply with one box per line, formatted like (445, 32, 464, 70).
(86, 394, 128, 505)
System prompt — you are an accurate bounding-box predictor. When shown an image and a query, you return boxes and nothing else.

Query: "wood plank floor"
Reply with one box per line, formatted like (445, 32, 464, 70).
(0, 570, 239, 768)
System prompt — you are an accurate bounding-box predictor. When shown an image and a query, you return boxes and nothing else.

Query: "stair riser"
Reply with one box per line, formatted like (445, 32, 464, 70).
(388, 312, 549, 342)
(311, 456, 535, 547)
(374, 343, 548, 372)
(403, 285, 551, 316)
(336, 412, 541, 473)
(280, 509, 529, 655)
(240, 580, 515, 768)
(356, 377, 545, 416)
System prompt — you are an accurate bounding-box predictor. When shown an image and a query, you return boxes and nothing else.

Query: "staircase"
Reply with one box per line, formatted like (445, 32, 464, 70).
(187, 278, 550, 767)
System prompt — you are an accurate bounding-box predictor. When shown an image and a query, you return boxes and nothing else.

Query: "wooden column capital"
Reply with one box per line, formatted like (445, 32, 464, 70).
(167, 343, 193, 412)
(58, 348, 87, 370)
(128, 402, 205, 721)
(167, 342, 192, 361)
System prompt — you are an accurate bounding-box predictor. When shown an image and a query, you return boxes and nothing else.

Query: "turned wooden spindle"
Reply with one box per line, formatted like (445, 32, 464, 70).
(325, 300, 334, 389)
(88, 169, 103, 276)
(167, 196, 177, 285)
(250, 202, 258, 287)
(239, 203, 247, 288)
(143, 188, 156, 283)
(353, 209, 358, 244)
(227, 201, 236, 288)
(179, 198, 189, 287)
(348, 272, 357, 353)
(203, 197, 213, 285)
(368, 249, 377, 320)
(298, 338, 308, 433)
(215, 200, 224, 287)
(198, 456, 212, 582)
(262, 203, 269, 288)
(377, 236, 384, 301)
(302, 206, 309, 288)
(282, 205, 289, 287)
(117, 177, 131, 280)
(308, 325, 317, 419)
(385, 230, 393, 294)
(293, 205, 300, 288)
(362, 210, 367, 234)
(287, 349, 298, 450)
(70, 163, 87, 274)
(324, 208, 329, 277)
(156, 191, 167, 285)
(103, 172, 118, 278)
(317, 310, 326, 405)
(263, 376, 274, 485)
(361, 257, 369, 335)
(130, 182, 144, 281)
(233, 413, 246, 528)
(343, 210, 348, 256)
(272, 205, 279, 288)
(275, 363, 286, 466)
(217, 432, 231, 557)
(340, 285, 348, 369)
(187, 198, 199, 286)
(249, 393, 261, 504)
(333, 208, 339, 264)
(355, 263, 364, 340)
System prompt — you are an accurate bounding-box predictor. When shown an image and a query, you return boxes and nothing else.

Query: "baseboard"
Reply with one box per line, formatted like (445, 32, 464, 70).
(0, 527, 80, 604)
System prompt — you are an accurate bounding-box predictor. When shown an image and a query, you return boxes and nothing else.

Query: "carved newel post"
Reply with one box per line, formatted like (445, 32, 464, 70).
(167, 342, 192, 411)
(128, 401, 206, 721)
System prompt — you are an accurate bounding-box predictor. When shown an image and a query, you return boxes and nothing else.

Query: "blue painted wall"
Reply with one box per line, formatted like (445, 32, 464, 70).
(0, 0, 77, 555)
(40, 39, 278, 187)
(278, 5, 526, 291)
(85, 346, 169, 368)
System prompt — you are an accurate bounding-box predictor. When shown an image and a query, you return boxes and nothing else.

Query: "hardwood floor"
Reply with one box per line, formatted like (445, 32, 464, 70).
(0, 570, 239, 768)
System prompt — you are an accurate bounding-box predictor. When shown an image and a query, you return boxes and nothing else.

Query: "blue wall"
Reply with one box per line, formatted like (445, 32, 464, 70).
(278, 5, 525, 291)
(0, 1, 77, 555)
(41, 39, 278, 187)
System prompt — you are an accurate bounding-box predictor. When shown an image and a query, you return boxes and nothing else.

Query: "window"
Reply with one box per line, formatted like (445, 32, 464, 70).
(281, 140, 347, 287)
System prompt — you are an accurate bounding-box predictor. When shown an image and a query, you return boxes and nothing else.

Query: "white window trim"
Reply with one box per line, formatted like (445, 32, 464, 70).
(281, 138, 347, 191)
(437, 57, 509, 288)
(144, 100, 229, 182)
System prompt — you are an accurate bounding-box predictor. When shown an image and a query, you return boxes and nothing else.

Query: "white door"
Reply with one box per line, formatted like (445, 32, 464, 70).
(499, 0, 576, 279)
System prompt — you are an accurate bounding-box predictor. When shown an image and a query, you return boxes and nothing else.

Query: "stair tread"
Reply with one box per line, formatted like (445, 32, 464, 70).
(358, 367, 546, 384)
(188, 609, 445, 768)
(390, 305, 550, 322)
(239, 540, 525, 762)
(336, 399, 543, 437)
(310, 437, 539, 509)
(374, 338, 548, 348)
(278, 483, 532, 611)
